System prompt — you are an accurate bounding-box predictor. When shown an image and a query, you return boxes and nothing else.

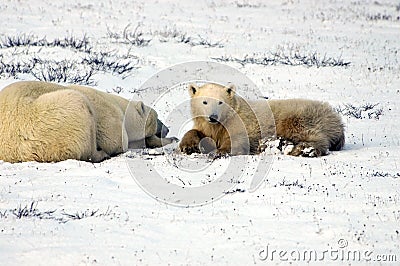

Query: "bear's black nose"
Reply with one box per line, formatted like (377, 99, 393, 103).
(161, 125, 169, 137)
(155, 119, 169, 138)
(208, 114, 219, 123)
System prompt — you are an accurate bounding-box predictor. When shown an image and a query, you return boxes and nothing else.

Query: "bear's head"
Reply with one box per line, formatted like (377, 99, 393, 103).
(188, 83, 236, 124)
(125, 101, 168, 140)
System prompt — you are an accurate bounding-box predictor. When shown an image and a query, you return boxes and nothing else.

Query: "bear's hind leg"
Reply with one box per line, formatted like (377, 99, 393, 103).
(36, 89, 110, 162)
(288, 133, 330, 157)
(87, 108, 110, 162)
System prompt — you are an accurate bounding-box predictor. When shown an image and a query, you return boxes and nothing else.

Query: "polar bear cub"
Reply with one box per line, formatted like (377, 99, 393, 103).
(179, 83, 344, 157)
(0, 81, 176, 163)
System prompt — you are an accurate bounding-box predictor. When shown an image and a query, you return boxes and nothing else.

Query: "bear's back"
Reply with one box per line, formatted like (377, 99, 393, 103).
(0, 82, 95, 162)
(0, 81, 68, 102)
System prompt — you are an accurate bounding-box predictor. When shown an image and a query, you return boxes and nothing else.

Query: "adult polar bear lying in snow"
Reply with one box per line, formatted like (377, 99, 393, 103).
(0, 81, 177, 163)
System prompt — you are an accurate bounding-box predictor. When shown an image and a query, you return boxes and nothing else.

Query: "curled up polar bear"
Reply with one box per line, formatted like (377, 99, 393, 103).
(179, 83, 345, 157)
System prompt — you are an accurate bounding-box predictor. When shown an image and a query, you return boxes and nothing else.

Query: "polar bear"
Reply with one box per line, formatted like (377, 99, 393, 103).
(0, 81, 177, 163)
(179, 83, 345, 157)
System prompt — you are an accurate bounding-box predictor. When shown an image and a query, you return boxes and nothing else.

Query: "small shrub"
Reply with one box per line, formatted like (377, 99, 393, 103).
(62, 209, 99, 220)
(0, 58, 35, 78)
(61, 206, 116, 221)
(235, 1, 262, 8)
(50, 35, 92, 53)
(335, 103, 383, 120)
(190, 35, 224, 48)
(367, 13, 400, 21)
(30, 58, 96, 85)
(0, 34, 93, 53)
(11, 201, 57, 220)
(275, 178, 308, 189)
(107, 24, 151, 47)
(155, 27, 193, 44)
(212, 46, 350, 67)
(82, 51, 138, 78)
(0, 33, 39, 48)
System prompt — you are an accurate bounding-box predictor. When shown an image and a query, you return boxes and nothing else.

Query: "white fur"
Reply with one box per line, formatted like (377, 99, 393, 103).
(0, 81, 169, 162)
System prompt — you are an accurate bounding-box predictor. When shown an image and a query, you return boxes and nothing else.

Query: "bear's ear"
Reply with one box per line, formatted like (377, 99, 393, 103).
(136, 101, 146, 114)
(188, 83, 199, 97)
(225, 84, 236, 97)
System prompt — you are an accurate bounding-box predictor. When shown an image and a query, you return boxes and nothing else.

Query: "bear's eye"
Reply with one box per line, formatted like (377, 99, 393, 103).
(218, 101, 223, 105)
(203, 101, 208, 105)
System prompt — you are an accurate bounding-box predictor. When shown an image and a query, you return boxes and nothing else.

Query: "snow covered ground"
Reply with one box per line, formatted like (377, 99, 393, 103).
(1, 0, 399, 264)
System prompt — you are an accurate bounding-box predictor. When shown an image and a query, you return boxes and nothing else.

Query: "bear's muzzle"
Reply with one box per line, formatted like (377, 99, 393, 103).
(208, 114, 219, 124)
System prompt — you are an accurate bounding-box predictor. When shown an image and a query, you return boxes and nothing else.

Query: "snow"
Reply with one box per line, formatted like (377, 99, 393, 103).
(1, 0, 399, 264)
